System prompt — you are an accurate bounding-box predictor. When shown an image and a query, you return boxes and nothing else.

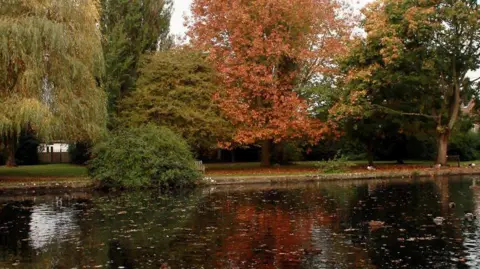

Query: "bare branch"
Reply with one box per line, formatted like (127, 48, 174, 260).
(371, 104, 439, 119)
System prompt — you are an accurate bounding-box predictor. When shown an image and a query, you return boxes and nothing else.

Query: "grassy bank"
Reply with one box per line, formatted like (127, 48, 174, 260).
(0, 160, 478, 184)
(0, 164, 92, 192)
(0, 164, 88, 178)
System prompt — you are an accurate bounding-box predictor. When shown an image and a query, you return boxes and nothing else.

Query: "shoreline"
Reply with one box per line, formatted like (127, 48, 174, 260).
(0, 178, 94, 194)
(1, 168, 480, 193)
(203, 168, 480, 185)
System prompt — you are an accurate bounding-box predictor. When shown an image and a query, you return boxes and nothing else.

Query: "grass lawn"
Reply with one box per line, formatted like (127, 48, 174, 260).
(0, 160, 477, 179)
(0, 164, 88, 178)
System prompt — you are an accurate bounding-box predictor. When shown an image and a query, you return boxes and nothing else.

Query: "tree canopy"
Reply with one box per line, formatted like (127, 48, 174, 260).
(188, 0, 355, 165)
(118, 48, 232, 153)
(333, 0, 480, 165)
(0, 0, 107, 166)
(100, 0, 173, 117)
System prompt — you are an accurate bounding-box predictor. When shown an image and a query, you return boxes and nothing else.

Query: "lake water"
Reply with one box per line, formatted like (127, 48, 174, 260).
(0, 177, 479, 268)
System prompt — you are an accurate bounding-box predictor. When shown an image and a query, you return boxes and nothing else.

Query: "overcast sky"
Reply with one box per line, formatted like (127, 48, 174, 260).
(170, 0, 192, 37)
(169, 0, 369, 37)
(170, 0, 479, 79)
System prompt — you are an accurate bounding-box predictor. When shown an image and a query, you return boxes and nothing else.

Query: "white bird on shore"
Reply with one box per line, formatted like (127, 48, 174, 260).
(434, 164, 442, 169)
(367, 166, 376, 171)
(469, 163, 476, 168)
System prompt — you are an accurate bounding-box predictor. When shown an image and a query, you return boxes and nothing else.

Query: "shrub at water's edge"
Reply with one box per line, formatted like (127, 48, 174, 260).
(316, 155, 355, 174)
(88, 125, 201, 189)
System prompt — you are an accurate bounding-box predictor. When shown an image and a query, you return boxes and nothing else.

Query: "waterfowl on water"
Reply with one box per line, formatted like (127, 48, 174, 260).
(464, 213, 476, 221)
(433, 217, 445, 225)
(368, 220, 385, 230)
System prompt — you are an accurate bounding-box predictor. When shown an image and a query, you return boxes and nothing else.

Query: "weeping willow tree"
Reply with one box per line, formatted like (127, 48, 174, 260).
(0, 0, 107, 166)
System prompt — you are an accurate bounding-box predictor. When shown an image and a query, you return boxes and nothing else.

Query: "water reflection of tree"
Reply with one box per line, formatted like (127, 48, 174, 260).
(160, 185, 374, 268)
(347, 178, 478, 268)
(0, 201, 34, 265)
(1, 190, 209, 268)
(1, 180, 477, 268)
(0, 195, 95, 267)
(71, 190, 206, 268)
(451, 176, 480, 267)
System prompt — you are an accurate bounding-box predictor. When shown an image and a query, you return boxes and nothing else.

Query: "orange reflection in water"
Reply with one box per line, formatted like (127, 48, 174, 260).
(214, 202, 337, 268)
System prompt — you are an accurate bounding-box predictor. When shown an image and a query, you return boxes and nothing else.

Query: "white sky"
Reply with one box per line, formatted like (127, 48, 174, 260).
(169, 0, 479, 79)
(170, 0, 192, 38)
(169, 0, 370, 37)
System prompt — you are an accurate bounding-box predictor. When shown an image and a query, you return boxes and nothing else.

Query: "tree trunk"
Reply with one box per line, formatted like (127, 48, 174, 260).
(435, 68, 460, 165)
(436, 132, 449, 166)
(5, 135, 17, 167)
(273, 141, 286, 165)
(395, 134, 406, 164)
(261, 140, 273, 167)
(366, 141, 374, 166)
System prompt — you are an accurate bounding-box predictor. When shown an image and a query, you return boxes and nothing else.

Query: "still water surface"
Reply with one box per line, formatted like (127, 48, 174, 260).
(0, 177, 479, 268)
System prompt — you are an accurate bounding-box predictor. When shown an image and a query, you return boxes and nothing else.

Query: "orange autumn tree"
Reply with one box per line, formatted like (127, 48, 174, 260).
(188, 0, 354, 166)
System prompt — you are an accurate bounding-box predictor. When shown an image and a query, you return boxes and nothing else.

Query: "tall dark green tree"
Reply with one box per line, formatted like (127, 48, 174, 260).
(333, 0, 480, 165)
(100, 0, 173, 119)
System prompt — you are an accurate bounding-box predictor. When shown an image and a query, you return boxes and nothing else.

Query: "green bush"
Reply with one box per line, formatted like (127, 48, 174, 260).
(449, 131, 480, 161)
(272, 141, 304, 164)
(88, 125, 201, 189)
(316, 154, 355, 174)
(69, 142, 92, 165)
(15, 132, 40, 165)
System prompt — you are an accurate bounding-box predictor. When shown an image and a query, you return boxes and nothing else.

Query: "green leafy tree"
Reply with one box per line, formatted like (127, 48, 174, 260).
(118, 48, 232, 153)
(301, 75, 406, 165)
(88, 125, 200, 189)
(0, 0, 107, 167)
(100, 0, 173, 118)
(334, 0, 480, 165)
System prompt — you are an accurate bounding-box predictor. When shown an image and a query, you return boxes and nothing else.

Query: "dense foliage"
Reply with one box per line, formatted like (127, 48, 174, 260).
(14, 131, 40, 165)
(88, 125, 200, 189)
(100, 0, 173, 117)
(333, 0, 480, 165)
(119, 49, 231, 152)
(68, 142, 92, 165)
(189, 0, 355, 166)
(316, 155, 355, 173)
(2, 0, 480, 172)
(0, 0, 107, 166)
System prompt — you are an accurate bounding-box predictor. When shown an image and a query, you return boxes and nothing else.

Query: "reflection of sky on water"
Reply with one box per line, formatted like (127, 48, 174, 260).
(29, 203, 79, 250)
(310, 227, 343, 268)
(464, 180, 480, 267)
(475, 179, 480, 216)
(1, 177, 479, 268)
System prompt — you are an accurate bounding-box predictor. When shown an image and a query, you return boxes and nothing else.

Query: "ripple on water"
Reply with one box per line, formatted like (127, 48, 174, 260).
(0, 177, 478, 268)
